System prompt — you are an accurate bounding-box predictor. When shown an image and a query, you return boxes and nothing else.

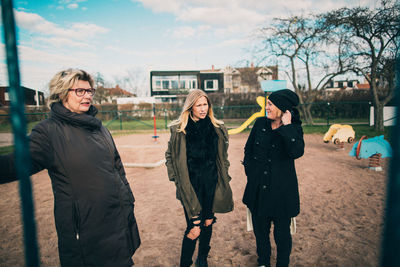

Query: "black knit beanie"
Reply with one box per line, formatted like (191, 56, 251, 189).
(268, 89, 299, 112)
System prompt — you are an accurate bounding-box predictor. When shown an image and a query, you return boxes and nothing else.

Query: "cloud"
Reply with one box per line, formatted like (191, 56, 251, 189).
(105, 45, 166, 57)
(168, 25, 212, 39)
(133, 0, 379, 28)
(67, 3, 79, 9)
(35, 37, 92, 48)
(18, 45, 96, 65)
(15, 10, 109, 40)
(170, 26, 195, 38)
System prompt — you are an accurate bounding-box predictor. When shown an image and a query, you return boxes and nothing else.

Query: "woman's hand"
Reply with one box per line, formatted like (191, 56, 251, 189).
(281, 110, 292, 125)
(187, 223, 201, 240)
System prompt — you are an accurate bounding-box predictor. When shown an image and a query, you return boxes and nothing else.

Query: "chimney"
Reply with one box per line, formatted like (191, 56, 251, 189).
(250, 62, 254, 68)
(212, 65, 214, 70)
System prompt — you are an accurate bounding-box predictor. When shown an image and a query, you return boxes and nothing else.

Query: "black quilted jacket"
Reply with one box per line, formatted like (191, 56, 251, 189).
(0, 102, 140, 267)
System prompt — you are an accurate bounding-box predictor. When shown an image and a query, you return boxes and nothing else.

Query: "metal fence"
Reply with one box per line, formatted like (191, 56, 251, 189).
(0, 101, 373, 132)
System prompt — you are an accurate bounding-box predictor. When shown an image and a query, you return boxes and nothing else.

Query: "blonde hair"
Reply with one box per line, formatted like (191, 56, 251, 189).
(47, 68, 94, 108)
(276, 108, 283, 118)
(170, 89, 223, 133)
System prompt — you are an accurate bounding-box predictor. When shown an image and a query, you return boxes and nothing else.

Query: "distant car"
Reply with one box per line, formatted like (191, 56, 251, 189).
(323, 124, 355, 144)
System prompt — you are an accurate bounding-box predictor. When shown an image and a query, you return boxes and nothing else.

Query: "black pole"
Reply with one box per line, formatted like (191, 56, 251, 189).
(380, 52, 400, 266)
(327, 102, 330, 126)
(1, 0, 40, 266)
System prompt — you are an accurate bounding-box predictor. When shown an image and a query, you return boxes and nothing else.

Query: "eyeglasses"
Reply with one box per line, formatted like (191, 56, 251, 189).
(68, 88, 96, 97)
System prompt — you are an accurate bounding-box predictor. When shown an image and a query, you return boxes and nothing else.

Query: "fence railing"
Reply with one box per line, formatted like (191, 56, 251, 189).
(0, 101, 373, 131)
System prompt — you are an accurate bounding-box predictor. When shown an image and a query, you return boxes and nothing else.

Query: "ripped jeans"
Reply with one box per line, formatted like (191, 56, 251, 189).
(179, 208, 216, 267)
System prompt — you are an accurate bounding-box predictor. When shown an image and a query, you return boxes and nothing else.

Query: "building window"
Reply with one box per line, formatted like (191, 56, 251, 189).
(180, 80, 186, 89)
(171, 80, 179, 89)
(153, 74, 197, 92)
(155, 80, 161, 89)
(348, 81, 353, 87)
(162, 80, 170, 89)
(204, 79, 218, 91)
(338, 81, 344, 88)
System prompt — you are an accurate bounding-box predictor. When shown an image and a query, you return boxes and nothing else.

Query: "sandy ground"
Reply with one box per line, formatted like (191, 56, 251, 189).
(0, 132, 388, 267)
(0, 133, 13, 147)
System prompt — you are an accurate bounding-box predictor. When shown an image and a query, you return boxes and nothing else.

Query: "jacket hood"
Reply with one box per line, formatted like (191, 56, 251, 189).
(50, 102, 102, 130)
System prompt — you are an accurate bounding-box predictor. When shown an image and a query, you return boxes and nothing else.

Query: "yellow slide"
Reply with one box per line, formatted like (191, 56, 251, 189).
(228, 96, 266, 135)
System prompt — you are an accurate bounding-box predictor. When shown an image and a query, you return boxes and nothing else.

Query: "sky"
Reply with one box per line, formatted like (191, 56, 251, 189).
(0, 0, 378, 96)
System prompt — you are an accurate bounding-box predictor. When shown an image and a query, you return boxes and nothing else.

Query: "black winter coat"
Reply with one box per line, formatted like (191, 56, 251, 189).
(0, 103, 140, 267)
(242, 110, 304, 218)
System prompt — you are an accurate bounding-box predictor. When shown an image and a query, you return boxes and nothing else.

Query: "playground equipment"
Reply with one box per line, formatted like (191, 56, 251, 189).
(228, 80, 288, 135)
(228, 96, 265, 135)
(152, 105, 159, 142)
(349, 135, 392, 171)
(323, 124, 355, 145)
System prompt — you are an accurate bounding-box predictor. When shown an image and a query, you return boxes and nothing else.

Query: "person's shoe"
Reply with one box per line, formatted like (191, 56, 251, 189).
(195, 257, 208, 267)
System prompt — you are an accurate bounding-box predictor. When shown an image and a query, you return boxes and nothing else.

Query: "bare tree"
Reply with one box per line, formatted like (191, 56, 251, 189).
(322, 0, 400, 130)
(93, 72, 110, 104)
(114, 67, 148, 97)
(258, 15, 349, 125)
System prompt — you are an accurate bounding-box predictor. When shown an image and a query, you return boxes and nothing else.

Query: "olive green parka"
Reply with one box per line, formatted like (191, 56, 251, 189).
(165, 123, 234, 219)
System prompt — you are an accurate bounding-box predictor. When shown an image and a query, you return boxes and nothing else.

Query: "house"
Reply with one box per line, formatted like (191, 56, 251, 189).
(224, 64, 278, 93)
(0, 86, 45, 106)
(94, 85, 135, 104)
(354, 83, 370, 90)
(150, 64, 278, 102)
(325, 79, 360, 91)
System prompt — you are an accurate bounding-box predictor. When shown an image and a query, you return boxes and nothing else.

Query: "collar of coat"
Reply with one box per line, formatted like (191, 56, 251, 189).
(50, 102, 102, 130)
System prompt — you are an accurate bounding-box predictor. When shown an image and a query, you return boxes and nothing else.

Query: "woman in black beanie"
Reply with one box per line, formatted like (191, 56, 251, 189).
(242, 89, 304, 267)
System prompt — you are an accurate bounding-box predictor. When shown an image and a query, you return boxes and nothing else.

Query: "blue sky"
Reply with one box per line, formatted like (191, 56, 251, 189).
(1, 0, 377, 96)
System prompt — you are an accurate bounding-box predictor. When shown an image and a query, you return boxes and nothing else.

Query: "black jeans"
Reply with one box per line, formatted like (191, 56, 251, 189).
(251, 214, 292, 267)
(179, 208, 215, 267)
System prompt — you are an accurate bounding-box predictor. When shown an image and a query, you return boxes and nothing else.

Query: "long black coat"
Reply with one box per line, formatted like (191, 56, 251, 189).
(0, 103, 140, 267)
(242, 111, 304, 218)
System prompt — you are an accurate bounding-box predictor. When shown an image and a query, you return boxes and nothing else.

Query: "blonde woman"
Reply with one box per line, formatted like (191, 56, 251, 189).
(165, 89, 234, 267)
(0, 69, 140, 266)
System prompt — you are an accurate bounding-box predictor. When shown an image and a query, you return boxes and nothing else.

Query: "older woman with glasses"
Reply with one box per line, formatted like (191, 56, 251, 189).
(0, 68, 140, 267)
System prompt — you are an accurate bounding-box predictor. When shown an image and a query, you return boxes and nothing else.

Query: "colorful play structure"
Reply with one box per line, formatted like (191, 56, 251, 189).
(323, 124, 355, 145)
(349, 135, 393, 171)
(228, 80, 287, 135)
(228, 96, 265, 135)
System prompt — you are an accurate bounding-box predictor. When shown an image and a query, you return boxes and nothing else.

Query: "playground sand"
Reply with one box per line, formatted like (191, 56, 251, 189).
(0, 133, 387, 266)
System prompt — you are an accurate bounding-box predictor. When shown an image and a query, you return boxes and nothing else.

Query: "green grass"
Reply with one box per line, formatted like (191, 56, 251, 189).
(303, 125, 393, 144)
(0, 145, 14, 155)
(0, 121, 41, 133)
(311, 118, 369, 124)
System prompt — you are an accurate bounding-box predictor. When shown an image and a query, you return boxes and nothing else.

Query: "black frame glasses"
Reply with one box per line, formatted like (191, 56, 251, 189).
(68, 88, 96, 97)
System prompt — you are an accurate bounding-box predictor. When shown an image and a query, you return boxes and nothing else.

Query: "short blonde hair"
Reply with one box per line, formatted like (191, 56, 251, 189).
(47, 68, 94, 108)
(170, 89, 223, 133)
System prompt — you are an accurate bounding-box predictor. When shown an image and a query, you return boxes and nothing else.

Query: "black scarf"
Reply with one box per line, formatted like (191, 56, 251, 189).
(185, 116, 219, 197)
(50, 102, 102, 130)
